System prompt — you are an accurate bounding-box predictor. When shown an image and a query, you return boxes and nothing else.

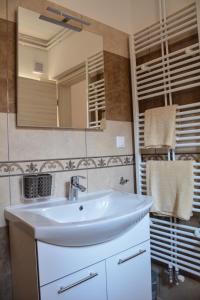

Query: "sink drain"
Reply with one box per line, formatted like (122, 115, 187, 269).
(79, 205, 84, 211)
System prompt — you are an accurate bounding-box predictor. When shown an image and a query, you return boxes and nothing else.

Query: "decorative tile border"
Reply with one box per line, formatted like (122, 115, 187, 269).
(0, 155, 134, 177)
(175, 153, 200, 162)
(141, 154, 168, 161)
(142, 153, 200, 162)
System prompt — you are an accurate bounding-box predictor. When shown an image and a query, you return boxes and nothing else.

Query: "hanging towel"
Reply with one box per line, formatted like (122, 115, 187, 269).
(144, 105, 177, 149)
(146, 160, 194, 220)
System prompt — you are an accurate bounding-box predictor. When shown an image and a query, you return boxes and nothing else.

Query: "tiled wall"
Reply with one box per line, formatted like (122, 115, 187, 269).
(104, 51, 133, 122)
(0, 1, 134, 299)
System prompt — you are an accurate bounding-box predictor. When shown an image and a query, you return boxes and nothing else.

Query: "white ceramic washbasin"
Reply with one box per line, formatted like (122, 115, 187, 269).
(5, 190, 152, 246)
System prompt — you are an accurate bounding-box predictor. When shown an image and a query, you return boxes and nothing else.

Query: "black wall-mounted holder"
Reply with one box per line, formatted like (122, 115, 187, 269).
(38, 174, 52, 197)
(23, 174, 52, 200)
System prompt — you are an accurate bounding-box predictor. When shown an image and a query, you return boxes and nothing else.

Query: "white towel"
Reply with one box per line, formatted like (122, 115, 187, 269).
(144, 105, 177, 149)
(146, 160, 194, 220)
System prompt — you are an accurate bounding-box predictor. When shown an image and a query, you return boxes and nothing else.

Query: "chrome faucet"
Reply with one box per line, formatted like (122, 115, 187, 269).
(68, 175, 86, 201)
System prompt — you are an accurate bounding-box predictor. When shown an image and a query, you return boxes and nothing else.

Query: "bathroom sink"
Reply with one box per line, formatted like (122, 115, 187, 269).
(5, 190, 152, 246)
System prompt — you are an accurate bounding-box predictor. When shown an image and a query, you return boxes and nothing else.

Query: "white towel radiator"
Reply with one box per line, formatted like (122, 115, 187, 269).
(130, 0, 200, 278)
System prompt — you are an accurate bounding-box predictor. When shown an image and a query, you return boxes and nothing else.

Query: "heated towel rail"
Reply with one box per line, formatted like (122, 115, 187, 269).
(130, 0, 200, 277)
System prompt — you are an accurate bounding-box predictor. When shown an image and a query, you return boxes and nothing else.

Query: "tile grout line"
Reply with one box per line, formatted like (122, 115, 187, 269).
(0, 153, 134, 164)
(85, 129, 89, 191)
(7, 114, 12, 207)
(5, 0, 12, 207)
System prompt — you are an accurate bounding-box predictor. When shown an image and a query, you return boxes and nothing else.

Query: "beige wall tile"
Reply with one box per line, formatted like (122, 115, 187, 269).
(0, 113, 8, 161)
(7, 20, 16, 113)
(86, 120, 133, 157)
(0, 177, 10, 226)
(9, 166, 134, 205)
(0, 19, 8, 113)
(9, 176, 22, 205)
(87, 165, 134, 193)
(0, 0, 7, 20)
(10, 170, 88, 205)
(104, 51, 132, 122)
(8, 114, 86, 160)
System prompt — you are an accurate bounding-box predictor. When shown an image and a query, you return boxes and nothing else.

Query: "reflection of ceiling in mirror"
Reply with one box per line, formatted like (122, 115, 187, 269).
(18, 7, 103, 82)
(18, 7, 77, 50)
(19, 7, 62, 40)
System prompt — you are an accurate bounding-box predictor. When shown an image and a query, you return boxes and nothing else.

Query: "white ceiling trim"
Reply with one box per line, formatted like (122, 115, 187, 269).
(18, 28, 75, 51)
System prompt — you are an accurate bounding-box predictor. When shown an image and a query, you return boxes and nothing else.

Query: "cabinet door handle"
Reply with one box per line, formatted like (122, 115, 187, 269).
(118, 249, 146, 265)
(57, 272, 98, 294)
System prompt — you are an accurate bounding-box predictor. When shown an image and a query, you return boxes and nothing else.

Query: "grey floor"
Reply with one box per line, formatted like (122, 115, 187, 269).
(152, 264, 200, 300)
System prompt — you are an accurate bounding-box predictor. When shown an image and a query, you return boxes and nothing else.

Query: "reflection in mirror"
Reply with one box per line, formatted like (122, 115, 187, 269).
(17, 7, 105, 129)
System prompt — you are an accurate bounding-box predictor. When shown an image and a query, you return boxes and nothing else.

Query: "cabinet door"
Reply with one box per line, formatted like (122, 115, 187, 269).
(40, 261, 107, 300)
(106, 241, 152, 300)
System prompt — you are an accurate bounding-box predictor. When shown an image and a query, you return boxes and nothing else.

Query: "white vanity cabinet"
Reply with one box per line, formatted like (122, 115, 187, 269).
(40, 261, 107, 300)
(9, 214, 152, 300)
(37, 215, 152, 300)
(106, 241, 151, 300)
(40, 240, 151, 300)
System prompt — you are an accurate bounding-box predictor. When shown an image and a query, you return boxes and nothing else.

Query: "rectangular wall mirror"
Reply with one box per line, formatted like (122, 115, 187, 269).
(17, 7, 106, 129)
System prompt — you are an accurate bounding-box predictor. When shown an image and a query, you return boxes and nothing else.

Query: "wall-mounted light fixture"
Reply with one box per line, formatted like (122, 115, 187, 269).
(39, 6, 90, 32)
